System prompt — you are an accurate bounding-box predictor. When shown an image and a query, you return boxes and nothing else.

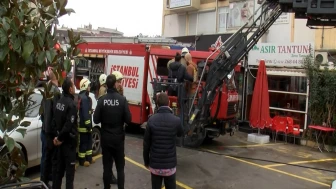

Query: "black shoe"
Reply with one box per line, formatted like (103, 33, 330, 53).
(111, 175, 117, 184)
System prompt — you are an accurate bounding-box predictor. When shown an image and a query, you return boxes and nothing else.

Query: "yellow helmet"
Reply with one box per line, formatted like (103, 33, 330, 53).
(112, 71, 123, 81)
(99, 74, 107, 85)
(80, 78, 91, 91)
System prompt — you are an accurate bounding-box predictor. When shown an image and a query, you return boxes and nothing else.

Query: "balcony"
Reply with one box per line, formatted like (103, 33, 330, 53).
(167, 0, 200, 13)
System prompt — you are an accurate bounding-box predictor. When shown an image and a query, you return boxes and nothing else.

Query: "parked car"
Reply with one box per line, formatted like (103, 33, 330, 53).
(0, 88, 102, 168)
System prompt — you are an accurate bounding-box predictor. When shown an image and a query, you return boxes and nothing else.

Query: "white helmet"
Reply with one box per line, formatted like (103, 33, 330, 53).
(80, 78, 91, 91)
(112, 71, 123, 81)
(181, 47, 189, 57)
(99, 74, 107, 85)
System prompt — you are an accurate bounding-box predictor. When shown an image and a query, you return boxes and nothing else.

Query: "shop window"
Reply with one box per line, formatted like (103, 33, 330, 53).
(270, 110, 305, 130)
(269, 93, 306, 112)
(246, 68, 309, 129)
(268, 75, 307, 93)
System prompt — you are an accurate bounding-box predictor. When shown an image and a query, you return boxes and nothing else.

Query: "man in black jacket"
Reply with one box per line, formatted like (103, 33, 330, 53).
(53, 78, 78, 189)
(93, 74, 131, 189)
(143, 92, 184, 189)
(40, 70, 61, 188)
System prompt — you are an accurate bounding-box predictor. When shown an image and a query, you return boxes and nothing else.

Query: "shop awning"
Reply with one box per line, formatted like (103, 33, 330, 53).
(249, 67, 306, 77)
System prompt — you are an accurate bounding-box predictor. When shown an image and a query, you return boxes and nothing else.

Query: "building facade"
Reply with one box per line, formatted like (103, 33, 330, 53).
(55, 24, 124, 45)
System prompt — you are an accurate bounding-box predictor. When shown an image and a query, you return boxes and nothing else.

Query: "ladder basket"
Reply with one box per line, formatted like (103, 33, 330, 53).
(0, 181, 48, 189)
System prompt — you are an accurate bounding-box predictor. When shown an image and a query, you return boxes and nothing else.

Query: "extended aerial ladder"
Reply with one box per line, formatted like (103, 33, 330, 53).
(185, 0, 336, 145)
(150, 0, 336, 147)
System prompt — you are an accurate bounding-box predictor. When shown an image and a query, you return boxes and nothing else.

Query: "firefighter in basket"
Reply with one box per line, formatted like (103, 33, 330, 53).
(167, 47, 189, 69)
(112, 71, 124, 96)
(98, 74, 107, 99)
(78, 78, 95, 167)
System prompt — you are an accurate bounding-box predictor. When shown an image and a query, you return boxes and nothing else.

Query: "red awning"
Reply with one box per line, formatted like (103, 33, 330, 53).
(249, 60, 272, 129)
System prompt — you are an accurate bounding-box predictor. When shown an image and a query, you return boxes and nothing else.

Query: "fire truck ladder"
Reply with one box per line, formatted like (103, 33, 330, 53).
(189, 0, 283, 125)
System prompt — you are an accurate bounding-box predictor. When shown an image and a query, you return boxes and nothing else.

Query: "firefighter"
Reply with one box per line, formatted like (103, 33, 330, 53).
(98, 74, 107, 99)
(167, 47, 189, 69)
(53, 77, 78, 189)
(167, 52, 193, 96)
(93, 74, 132, 189)
(78, 78, 95, 167)
(112, 71, 124, 96)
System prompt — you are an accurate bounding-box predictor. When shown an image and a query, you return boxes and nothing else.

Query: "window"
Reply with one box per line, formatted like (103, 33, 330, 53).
(227, 0, 254, 28)
(197, 10, 216, 34)
(188, 13, 197, 35)
(25, 93, 43, 118)
(163, 14, 187, 37)
(218, 7, 229, 32)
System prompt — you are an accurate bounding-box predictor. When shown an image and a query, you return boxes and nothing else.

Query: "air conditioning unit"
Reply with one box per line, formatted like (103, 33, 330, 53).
(315, 52, 328, 64)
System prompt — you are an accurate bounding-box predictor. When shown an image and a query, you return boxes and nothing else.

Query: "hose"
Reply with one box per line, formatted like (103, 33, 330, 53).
(126, 133, 336, 173)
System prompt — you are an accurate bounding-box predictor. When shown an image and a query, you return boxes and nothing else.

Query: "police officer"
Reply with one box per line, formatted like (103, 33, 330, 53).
(78, 78, 95, 167)
(53, 77, 78, 189)
(98, 74, 107, 99)
(112, 71, 124, 96)
(93, 74, 131, 189)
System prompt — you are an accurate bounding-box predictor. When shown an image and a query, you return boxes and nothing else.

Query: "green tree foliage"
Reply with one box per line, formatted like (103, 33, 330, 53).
(0, 0, 85, 184)
(303, 53, 336, 127)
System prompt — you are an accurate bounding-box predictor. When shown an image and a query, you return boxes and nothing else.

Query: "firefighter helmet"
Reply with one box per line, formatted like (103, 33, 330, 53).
(80, 78, 91, 91)
(112, 71, 123, 81)
(181, 47, 189, 57)
(99, 74, 107, 85)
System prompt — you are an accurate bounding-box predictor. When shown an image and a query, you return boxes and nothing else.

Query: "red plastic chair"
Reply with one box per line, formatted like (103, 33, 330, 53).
(286, 117, 301, 144)
(272, 116, 288, 143)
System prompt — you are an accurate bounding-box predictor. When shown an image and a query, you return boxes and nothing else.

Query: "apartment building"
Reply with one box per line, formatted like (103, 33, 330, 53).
(162, 0, 316, 50)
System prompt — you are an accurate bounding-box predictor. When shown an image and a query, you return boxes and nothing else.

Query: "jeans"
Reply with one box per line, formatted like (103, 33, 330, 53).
(40, 130, 46, 180)
(151, 173, 176, 189)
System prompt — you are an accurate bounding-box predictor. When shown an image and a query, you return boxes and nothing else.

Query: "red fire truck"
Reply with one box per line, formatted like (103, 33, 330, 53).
(75, 42, 240, 146)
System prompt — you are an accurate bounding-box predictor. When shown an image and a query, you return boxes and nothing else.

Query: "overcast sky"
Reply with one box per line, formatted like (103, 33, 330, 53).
(58, 0, 163, 37)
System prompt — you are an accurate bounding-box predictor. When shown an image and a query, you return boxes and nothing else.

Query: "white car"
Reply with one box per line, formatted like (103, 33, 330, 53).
(0, 88, 102, 168)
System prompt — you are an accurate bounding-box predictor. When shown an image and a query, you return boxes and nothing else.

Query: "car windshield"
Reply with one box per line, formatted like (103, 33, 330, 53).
(25, 93, 43, 117)
(10, 93, 43, 118)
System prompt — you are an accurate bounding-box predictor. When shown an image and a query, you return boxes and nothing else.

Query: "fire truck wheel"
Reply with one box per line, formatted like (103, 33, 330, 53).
(184, 129, 206, 148)
(91, 127, 101, 156)
(204, 135, 215, 142)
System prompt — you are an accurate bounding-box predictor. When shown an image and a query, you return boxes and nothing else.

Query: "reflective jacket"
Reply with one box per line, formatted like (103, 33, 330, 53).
(53, 93, 78, 145)
(78, 91, 93, 133)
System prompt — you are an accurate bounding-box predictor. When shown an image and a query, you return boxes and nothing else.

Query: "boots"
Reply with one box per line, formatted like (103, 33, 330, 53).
(83, 161, 90, 167)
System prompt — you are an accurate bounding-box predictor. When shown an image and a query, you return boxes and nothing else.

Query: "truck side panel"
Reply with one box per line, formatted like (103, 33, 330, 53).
(107, 55, 145, 124)
(146, 54, 158, 115)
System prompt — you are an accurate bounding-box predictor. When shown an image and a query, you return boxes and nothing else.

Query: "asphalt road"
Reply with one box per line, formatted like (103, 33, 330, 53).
(24, 130, 335, 189)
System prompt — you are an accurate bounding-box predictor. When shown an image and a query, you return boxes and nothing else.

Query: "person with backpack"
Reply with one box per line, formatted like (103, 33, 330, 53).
(167, 52, 193, 97)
